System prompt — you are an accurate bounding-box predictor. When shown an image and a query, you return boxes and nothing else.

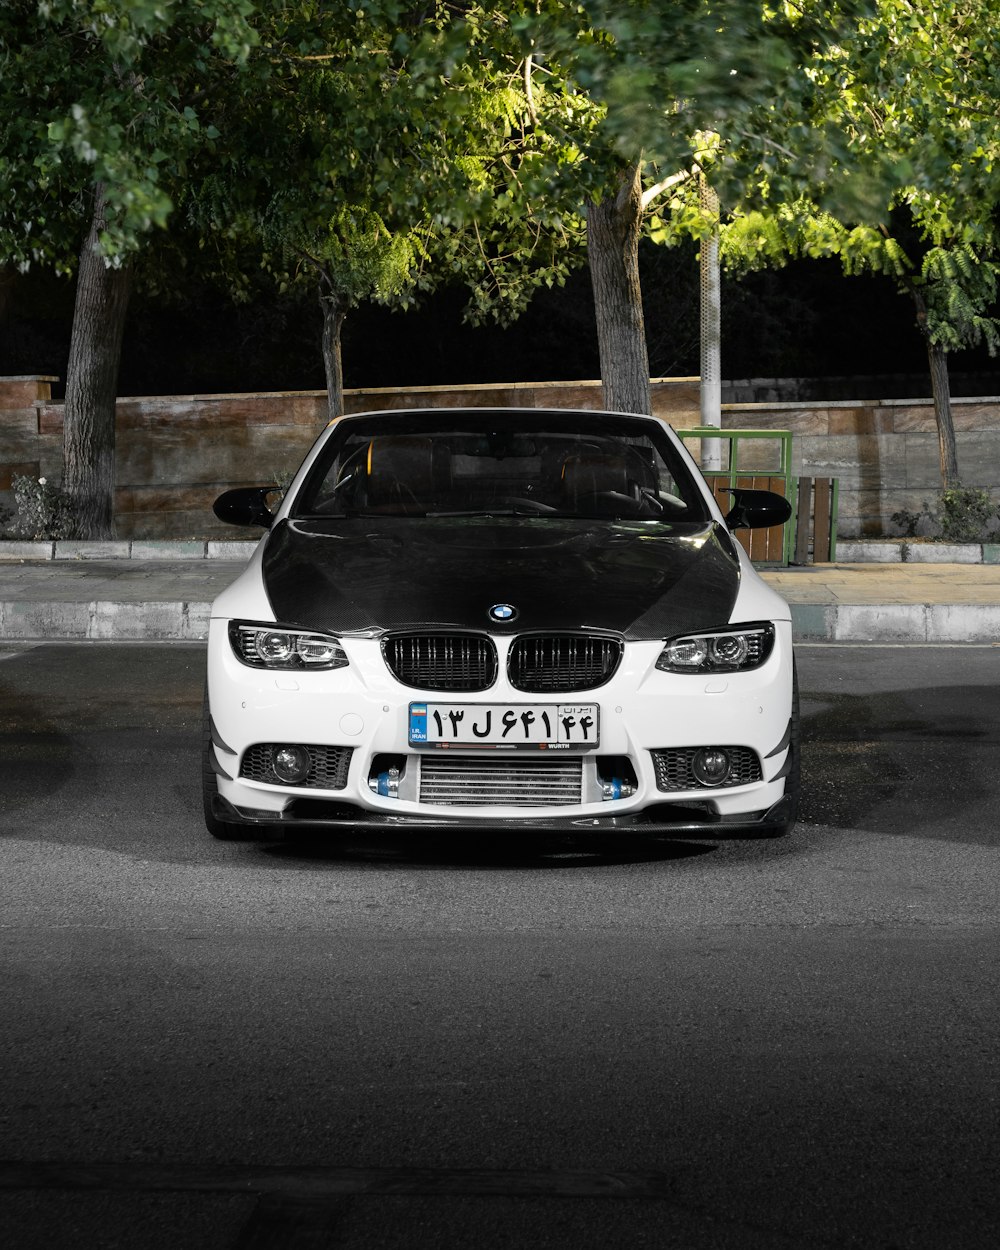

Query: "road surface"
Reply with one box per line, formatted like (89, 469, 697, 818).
(1, 643, 997, 1248)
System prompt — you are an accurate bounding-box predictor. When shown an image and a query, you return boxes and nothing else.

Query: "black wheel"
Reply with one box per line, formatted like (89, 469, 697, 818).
(201, 690, 250, 841)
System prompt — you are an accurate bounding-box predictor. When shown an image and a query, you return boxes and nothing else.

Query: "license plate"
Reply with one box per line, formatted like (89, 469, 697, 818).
(408, 702, 599, 749)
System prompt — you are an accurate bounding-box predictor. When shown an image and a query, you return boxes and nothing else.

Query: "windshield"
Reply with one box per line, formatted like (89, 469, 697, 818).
(293, 410, 709, 523)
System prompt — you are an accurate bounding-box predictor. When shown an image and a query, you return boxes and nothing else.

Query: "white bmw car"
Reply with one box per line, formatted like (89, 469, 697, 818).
(204, 407, 797, 842)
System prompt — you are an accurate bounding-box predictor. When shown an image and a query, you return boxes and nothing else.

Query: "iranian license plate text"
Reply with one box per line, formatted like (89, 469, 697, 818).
(409, 703, 599, 749)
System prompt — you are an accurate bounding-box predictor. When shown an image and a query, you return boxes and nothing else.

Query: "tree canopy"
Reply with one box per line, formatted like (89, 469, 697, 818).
(474, 0, 896, 414)
(179, 2, 596, 416)
(0, 0, 258, 266)
(717, 0, 1000, 485)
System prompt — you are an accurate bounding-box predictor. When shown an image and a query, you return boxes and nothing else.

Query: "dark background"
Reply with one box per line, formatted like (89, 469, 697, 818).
(2, 242, 999, 400)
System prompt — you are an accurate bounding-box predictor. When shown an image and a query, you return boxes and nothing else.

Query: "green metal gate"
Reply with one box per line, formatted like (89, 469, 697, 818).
(676, 427, 797, 566)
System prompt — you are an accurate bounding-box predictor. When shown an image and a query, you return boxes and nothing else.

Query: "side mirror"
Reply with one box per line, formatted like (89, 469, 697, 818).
(723, 488, 792, 531)
(213, 486, 278, 529)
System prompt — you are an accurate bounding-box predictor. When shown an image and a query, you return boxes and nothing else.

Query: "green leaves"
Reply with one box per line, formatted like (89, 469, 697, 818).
(36, 0, 259, 65)
(5, 0, 997, 364)
(710, 1, 1000, 362)
(0, 0, 260, 270)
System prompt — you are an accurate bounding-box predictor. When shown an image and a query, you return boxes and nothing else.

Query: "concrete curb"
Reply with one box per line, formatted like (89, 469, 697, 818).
(4, 537, 994, 568)
(0, 539, 259, 562)
(0, 599, 211, 641)
(838, 541, 1000, 564)
(790, 602, 1000, 643)
(5, 538, 995, 567)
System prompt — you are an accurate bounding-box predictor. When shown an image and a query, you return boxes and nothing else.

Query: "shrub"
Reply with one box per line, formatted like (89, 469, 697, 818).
(938, 485, 999, 543)
(890, 502, 933, 538)
(10, 474, 77, 540)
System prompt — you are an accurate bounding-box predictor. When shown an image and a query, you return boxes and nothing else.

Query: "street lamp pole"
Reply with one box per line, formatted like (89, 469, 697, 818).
(699, 174, 722, 473)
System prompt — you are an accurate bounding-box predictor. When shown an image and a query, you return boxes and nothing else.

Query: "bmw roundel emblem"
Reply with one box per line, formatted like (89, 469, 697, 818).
(489, 603, 518, 623)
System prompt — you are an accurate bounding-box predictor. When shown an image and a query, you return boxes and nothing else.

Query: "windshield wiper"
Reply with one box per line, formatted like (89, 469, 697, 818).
(294, 510, 420, 520)
(426, 509, 521, 518)
(426, 506, 569, 518)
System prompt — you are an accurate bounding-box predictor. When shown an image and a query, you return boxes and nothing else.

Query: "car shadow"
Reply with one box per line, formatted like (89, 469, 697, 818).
(260, 830, 718, 869)
(798, 683, 1000, 845)
(0, 728, 77, 824)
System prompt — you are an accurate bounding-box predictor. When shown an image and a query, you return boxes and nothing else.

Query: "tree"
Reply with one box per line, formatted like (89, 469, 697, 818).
(0, 0, 257, 536)
(719, 0, 1000, 488)
(480, 0, 887, 415)
(183, 3, 428, 419)
(186, 2, 593, 420)
(202, 0, 823, 422)
(1, 0, 593, 542)
(830, 0, 1000, 488)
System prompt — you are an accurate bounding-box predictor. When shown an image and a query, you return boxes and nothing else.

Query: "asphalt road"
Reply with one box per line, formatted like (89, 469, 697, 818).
(1, 643, 998, 1250)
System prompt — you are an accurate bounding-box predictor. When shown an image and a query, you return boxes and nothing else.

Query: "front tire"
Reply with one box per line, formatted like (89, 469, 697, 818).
(773, 660, 801, 837)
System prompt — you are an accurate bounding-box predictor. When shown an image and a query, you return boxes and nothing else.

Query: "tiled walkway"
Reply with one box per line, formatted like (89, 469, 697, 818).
(763, 562, 1000, 605)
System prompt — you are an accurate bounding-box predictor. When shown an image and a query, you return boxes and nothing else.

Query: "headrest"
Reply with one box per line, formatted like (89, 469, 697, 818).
(365, 436, 450, 512)
(561, 452, 630, 498)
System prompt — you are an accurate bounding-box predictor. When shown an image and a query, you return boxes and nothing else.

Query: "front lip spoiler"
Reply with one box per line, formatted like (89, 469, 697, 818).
(211, 794, 794, 840)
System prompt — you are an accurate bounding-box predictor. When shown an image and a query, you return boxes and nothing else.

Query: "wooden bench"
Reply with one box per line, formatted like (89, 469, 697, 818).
(794, 476, 839, 563)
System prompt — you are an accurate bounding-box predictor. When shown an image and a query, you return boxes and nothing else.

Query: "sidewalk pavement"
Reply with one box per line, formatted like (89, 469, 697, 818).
(2, 545, 1000, 643)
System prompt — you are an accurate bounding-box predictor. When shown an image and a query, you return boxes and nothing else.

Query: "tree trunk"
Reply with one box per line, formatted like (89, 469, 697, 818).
(927, 339, 959, 488)
(63, 184, 132, 539)
(320, 283, 348, 421)
(912, 288, 959, 487)
(587, 163, 652, 415)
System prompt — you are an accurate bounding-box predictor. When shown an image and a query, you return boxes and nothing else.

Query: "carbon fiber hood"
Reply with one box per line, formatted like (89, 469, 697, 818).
(261, 516, 741, 641)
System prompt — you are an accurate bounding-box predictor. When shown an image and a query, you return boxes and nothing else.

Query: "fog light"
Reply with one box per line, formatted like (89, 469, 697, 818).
(271, 744, 311, 784)
(692, 747, 731, 787)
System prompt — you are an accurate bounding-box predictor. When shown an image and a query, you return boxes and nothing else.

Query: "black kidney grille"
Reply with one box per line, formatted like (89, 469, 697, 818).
(508, 635, 622, 693)
(240, 744, 353, 789)
(383, 634, 497, 692)
(651, 747, 762, 791)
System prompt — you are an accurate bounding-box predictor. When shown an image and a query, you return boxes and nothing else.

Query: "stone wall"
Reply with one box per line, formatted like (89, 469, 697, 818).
(0, 376, 59, 487)
(2, 374, 999, 539)
(720, 398, 1000, 537)
(722, 372, 1000, 404)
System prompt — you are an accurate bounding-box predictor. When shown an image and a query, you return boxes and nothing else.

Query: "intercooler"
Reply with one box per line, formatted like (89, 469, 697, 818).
(417, 755, 585, 806)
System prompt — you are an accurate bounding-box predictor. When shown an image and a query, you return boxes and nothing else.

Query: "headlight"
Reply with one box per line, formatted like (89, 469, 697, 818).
(656, 623, 775, 674)
(229, 622, 349, 670)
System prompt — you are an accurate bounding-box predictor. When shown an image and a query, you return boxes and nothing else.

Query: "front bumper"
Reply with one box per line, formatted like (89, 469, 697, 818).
(206, 790, 796, 839)
(206, 620, 795, 836)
